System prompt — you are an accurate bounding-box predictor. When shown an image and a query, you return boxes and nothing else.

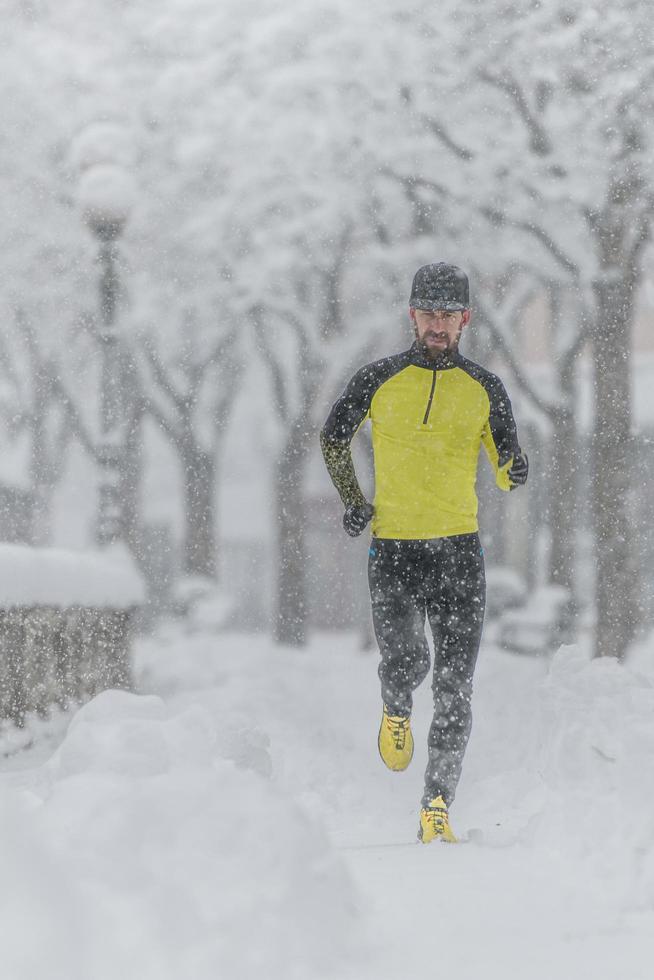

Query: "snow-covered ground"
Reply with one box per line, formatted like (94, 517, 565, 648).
(1, 610, 653, 979)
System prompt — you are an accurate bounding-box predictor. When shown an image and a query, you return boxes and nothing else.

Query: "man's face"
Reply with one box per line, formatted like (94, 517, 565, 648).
(410, 307, 471, 356)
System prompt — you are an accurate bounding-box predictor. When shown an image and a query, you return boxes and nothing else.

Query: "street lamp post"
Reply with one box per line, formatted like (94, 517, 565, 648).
(93, 217, 125, 547)
(75, 128, 135, 547)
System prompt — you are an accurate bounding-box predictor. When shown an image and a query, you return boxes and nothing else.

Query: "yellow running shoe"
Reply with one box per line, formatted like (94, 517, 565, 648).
(418, 796, 458, 843)
(378, 705, 414, 771)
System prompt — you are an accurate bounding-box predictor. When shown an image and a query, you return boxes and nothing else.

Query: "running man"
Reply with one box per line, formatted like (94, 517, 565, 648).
(320, 263, 528, 843)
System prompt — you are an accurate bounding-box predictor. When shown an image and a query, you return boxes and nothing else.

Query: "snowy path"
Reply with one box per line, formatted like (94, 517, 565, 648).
(2, 622, 653, 979)
(136, 625, 654, 980)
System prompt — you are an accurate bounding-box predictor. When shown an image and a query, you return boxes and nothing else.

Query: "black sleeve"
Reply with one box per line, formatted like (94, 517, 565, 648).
(456, 357, 522, 469)
(321, 364, 380, 444)
(486, 375, 520, 468)
(320, 365, 377, 509)
(320, 354, 408, 508)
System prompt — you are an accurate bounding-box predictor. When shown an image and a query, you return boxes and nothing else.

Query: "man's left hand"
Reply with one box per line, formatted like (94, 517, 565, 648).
(508, 451, 529, 488)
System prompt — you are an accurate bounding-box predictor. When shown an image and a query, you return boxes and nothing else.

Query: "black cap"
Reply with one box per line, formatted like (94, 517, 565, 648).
(410, 263, 470, 311)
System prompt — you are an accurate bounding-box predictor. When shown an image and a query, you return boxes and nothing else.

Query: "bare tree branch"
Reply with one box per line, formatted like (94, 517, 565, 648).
(628, 196, 654, 271)
(420, 114, 475, 160)
(518, 222, 580, 277)
(141, 392, 183, 447)
(566, 316, 591, 362)
(141, 337, 188, 414)
(261, 300, 319, 389)
(204, 326, 239, 373)
(183, 361, 203, 414)
(320, 226, 352, 341)
(210, 354, 242, 432)
(0, 330, 22, 395)
(481, 205, 580, 277)
(50, 374, 100, 460)
(479, 68, 553, 156)
(284, 308, 322, 408)
(379, 166, 449, 200)
(0, 402, 28, 435)
(473, 293, 558, 419)
(250, 304, 291, 424)
(212, 383, 239, 436)
(400, 86, 474, 161)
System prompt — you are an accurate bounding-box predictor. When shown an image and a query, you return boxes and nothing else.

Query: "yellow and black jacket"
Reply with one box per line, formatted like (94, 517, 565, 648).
(321, 343, 522, 540)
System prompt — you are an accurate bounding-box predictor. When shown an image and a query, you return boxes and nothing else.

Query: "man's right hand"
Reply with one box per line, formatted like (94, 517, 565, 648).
(343, 502, 374, 537)
(508, 450, 529, 488)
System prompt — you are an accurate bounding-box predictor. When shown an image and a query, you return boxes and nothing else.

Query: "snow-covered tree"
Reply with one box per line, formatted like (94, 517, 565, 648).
(369, 0, 654, 657)
(139, 311, 242, 579)
(0, 311, 73, 545)
(453, 0, 654, 659)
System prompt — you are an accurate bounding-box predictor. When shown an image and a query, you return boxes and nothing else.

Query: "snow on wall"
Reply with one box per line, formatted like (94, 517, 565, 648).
(0, 544, 145, 609)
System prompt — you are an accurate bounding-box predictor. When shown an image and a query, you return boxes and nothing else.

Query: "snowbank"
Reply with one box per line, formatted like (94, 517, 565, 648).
(460, 638, 654, 921)
(0, 690, 364, 980)
(529, 644, 654, 911)
(0, 544, 145, 609)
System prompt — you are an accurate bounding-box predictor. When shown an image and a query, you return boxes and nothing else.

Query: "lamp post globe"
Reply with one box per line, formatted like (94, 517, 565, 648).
(79, 164, 135, 243)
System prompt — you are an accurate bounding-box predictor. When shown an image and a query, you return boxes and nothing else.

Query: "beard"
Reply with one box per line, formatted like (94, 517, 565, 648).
(414, 327, 461, 358)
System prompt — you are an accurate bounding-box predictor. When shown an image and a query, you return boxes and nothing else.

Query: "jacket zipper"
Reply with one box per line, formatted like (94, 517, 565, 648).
(422, 370, 437, 424)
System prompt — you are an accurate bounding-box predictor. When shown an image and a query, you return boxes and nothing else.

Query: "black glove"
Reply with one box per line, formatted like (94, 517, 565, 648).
(343, 502, 374, 537)
(508, 450, 529, 488)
